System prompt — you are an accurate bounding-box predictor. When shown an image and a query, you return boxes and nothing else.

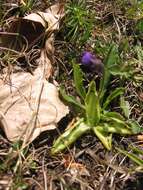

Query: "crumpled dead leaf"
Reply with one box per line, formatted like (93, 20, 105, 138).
(0, 66, 69, 142)
(0, 3, 64, 52)
(138, 92, 143, 101)
(0, 3, 69, 143)
(63, 155, 90, 177)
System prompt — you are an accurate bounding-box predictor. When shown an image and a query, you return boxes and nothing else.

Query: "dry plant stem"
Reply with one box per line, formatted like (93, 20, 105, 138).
(42, 154, 48, 190)
(0, 31, 29, 52)
(21, 82, 44, 149)
(0, 47, 24, 55)
(99, 154, 120, 190)
(110, 153, 128, 188)
(6, 150, 23, 190)
(113, 14, 121, 42)
(25, 178, 44, 190)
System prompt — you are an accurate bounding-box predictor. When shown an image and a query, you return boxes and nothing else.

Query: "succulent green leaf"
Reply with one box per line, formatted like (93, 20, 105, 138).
(60, 87, 85, 110)
(109, 65, 131, 78)
(73, 62, 86, 100)
(103, 121, 142, 135)
(51, 120, 90, 154)
(120, 96, 131, 118)
(85, 81, 100, 126)
(102, 111, 125, 121)
(101, 116, 142, 135)
(103, 88, 124, 109)
(101, 112, 126, 126)
(103, 122, 133, 135)
(93, 126, 112, 150)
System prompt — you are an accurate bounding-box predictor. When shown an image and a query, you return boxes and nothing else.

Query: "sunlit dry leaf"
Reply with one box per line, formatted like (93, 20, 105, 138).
(0, 3, 68, 143)
(137, 135, 143, 141)
(45, 3, 65, 30)
(138, 92, 143, 101)
(0, 66, 69, 142)
(69, 163, 90, 177)
(63, 155, 90, 177)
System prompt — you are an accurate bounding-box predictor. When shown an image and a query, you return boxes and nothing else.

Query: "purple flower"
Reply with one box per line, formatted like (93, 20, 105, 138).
(81, 51, 104, 74)
(81, 51, 95, 66)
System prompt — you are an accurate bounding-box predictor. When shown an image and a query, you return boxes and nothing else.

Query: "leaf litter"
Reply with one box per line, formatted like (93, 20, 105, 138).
(0, 3, 69, 143)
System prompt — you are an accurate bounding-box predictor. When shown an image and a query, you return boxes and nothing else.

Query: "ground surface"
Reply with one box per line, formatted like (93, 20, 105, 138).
(0, 0, 143, 190)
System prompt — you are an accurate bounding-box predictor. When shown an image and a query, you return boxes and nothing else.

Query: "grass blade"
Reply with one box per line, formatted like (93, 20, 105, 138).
(116, 148, 143, 166)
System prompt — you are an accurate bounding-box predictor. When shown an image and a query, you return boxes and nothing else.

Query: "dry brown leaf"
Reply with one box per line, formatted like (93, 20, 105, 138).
(0, 19, 45, 52)
(138, 92, 143, 101)
(0, 3, 64, 52)
(0, 66, 69, 142)
(137, 135, 143, 141)
(0, 3, 68, 143)
(63, 155, 90, 177)
(69, 163, 90, 177)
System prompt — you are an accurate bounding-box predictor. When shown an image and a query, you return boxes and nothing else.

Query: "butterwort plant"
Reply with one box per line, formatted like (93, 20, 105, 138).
(51, 45, 142, 154)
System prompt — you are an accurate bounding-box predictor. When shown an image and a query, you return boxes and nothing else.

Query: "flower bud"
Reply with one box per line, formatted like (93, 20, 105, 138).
(81, 51, 104, 75)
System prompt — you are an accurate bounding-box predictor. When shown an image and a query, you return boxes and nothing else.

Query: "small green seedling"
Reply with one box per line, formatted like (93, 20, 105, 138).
(65, 0, 93, 44)
(19, 0, 35, 15)
(51, 45, 142, 154)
